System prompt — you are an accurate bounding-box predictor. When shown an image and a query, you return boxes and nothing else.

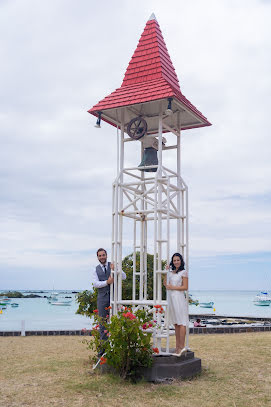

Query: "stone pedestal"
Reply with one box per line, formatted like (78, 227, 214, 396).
(100, 349, 201, 383)
(140, 350, 201, 382)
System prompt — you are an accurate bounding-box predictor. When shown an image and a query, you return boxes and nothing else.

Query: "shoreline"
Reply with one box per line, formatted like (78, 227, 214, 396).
(1, 314, 270, 336)
(2, 324, 271, 337)
(1, 327, 270, 337)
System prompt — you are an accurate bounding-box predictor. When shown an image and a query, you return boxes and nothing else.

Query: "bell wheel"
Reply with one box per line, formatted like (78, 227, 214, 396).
(127, 117, 147, 140)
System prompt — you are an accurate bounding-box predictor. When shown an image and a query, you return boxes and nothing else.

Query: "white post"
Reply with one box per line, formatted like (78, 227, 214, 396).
(140, 142, 144, 301)
(166, 177, 170, 353)
(153, 176, 158, 348)
(156, 112, 163, 350)
(177, 112, 181, 253)
(21, 320, 25, 336)
(185, 186, 190, 349)
(133, 218, 136, 301)
(144, 215, 148, 300)
(117, 109, 125, 306)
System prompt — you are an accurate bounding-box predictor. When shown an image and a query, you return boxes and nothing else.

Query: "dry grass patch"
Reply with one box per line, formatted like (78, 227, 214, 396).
(0, 332, 270, 407)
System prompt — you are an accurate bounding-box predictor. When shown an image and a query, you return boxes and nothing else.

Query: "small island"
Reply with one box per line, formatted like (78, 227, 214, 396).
(0, 291, 44, 298)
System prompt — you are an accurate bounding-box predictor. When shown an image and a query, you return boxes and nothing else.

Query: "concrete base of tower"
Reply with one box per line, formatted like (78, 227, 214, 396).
(99, 349, 201, 382)
(139, 350, 201, 382)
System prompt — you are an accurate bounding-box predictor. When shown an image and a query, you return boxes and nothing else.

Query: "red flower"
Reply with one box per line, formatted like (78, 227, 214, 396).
(148, 323, 153, 328)
(152, 347, 159, 354)
(93, 309, 98, 313)
(107, 306, 112, 309)
(123, 312, 136, 320)
(142, 323, 147, 330)
(100, 356, 107, 365)
(153, 305, 161, 309)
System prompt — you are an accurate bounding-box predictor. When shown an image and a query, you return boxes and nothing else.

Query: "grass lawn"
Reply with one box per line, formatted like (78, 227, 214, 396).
(0, 332, 270, 407)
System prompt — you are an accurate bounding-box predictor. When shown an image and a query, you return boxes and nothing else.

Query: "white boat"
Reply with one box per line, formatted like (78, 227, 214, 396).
(200, 301, 214, 308)
(47, 292, 59, 303)
(50, 300, 72, 306)
(0, 297, 11, 303)
(253, 292, 271, 306)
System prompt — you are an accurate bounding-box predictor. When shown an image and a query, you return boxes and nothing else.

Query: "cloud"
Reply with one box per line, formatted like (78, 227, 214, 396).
(0, 0, 270, 289)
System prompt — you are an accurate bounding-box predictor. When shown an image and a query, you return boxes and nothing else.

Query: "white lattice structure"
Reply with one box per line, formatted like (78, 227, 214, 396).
(111, 112, 189, 354)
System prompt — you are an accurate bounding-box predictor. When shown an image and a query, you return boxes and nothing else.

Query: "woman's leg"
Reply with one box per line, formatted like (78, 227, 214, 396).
(179, 325, 186, 349)
(174, 324, 181, 352)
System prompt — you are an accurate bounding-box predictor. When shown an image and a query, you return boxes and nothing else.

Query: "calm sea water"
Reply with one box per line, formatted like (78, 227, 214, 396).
(0, 290, 270, 331)
(190, 290, 271, 319)
(0, 291, 91, 332)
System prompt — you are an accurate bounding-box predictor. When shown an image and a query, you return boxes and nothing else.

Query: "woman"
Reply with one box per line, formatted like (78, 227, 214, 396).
(163, 253, 188, 356)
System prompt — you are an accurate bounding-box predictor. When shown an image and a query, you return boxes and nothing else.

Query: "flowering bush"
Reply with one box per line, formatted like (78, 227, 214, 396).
(87, 307, 157, 381)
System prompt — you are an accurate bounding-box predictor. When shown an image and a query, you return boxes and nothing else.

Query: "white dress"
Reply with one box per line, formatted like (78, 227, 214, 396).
(167, 269, 188, 326)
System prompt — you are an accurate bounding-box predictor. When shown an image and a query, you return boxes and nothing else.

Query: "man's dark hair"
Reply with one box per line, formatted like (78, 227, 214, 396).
(96, 248, 107, 256)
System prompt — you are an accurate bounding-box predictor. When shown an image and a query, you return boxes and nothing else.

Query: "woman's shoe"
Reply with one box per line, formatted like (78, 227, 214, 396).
(173, 348, 187, 357)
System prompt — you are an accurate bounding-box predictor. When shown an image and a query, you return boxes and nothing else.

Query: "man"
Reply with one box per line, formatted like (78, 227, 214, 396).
(92, 248, 126, 345)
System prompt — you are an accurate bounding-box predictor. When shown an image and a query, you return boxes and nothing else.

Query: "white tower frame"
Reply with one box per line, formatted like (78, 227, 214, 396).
(110, 107, 189, 355)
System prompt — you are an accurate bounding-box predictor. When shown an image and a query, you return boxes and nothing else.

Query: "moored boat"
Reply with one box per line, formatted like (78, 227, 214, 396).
(47, 292, 59, 303)
(199, 301, 214, 308)
(50, 300, 72, 306)
(253, 292, 271, 306)
(0, 297, 11, 303)
(254, 300, 270, 306)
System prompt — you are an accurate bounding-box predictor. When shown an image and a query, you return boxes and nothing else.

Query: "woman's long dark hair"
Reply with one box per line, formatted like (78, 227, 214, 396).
(170, 252, 185, 273)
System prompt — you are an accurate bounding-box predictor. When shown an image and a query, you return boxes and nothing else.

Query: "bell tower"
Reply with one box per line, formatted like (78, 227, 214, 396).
(89, 14, 211, 354)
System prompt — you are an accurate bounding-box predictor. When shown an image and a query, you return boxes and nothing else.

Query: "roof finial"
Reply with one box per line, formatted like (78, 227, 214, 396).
(148, 13, 157, 21)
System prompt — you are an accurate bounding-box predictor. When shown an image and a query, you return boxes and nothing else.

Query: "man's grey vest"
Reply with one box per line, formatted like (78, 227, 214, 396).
(96, 262, 111, 298)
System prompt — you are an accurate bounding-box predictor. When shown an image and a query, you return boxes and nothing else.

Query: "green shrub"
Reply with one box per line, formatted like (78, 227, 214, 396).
(86, 306, 160, 381)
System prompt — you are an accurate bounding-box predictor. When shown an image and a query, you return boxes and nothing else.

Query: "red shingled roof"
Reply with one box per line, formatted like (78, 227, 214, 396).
(89, 16, 210, 128)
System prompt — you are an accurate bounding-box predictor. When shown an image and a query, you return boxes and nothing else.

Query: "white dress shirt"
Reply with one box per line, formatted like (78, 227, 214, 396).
(92, 262, 127, 289)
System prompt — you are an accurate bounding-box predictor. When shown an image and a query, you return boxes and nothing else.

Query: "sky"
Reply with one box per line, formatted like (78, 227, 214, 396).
(0, 0, 270, 291)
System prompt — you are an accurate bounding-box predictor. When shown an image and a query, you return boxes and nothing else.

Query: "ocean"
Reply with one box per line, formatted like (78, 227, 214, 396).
(0, 290, 270, 332)
(0, 291, 90, 332)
